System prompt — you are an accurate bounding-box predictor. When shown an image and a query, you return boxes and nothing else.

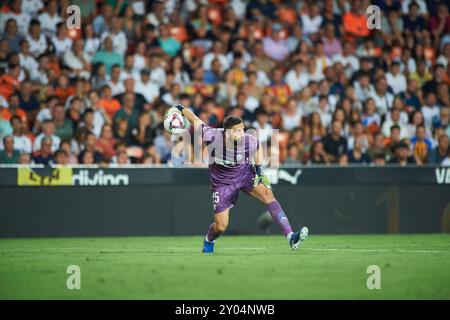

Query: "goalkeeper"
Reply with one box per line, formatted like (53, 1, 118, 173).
(174, 104, 308, 253)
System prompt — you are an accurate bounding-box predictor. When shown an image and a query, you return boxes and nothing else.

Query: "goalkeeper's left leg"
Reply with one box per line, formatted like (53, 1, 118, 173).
(248, 184, 293, 237)
(246, 183, 308, 250)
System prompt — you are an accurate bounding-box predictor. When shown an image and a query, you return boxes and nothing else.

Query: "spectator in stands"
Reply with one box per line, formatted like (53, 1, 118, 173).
(410, 125, 433, 164)
(386, 61, 407, 95)
(37, 0, 61, 37)
(63, 39, 91, 80)
(100, 16, 127, 57)
(428, 133, 450, 164)
(284, 143, 302, 164)
(1, 19, 23, 53)
(382, 107, 409, 139)
(342, 0, 369, 42)
(322, 120, 348, 162)
(92, 37, 123, 75)
(309, 140, 329, 164)
(32, 136, 55, 165)
(0, 0, 447, 167)
(262, 23, 289, 62)
(0, 135, 20, 164)
(33, 119, 60, 153)
(95, 124, 116, 162)
(134, 69, 160, 105)
(53, 104, 73, 143)
(373, 153, 386, 165)
(114, 92, 139, 130)
(78, 131, 103, 164)
(389, 141, 416, 166)
(54, 148, 69, 165)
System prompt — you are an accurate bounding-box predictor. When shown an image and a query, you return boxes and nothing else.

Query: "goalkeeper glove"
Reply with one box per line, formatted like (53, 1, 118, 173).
(253, 165, 272, 190)
(174, 104, 184, 113)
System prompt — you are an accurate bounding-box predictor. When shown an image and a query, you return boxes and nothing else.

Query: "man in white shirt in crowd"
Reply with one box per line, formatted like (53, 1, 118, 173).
(37, 0, 62, 37)
(119, 54, 139, 81)
(100, 16, 127, 57)
(333, 41, 360, 78)
(2, 0, 30, 35)
(202, 41, 229, 71)
(63, 39, 91, 79)
(421, 92, 441, 131)
(33, 119, 61, 153)
(107, 64, 125, 96)
(381, 107, 409, 139)
(148, 54, 166, 88)
(51, 22, 73, 57)
(300, 3, 323, 37)
(25, 19, 47, 58)
(317, 95, 332, 128)
(354, 72, 375, 103)
(370, 76, 394, 117)
(18, 39, 38, 76)
(0, 115, 32, 154)
(386, 61, 407, 94)
(285, 60, 310, 93)
(21, 0, 44, 18)
(134, 69, 160, 105)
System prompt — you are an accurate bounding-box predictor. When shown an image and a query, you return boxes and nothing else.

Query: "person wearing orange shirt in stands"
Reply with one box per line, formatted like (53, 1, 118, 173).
(98, 84, 121, 121)
(0, 64, 21, 100)
(0, 93, 27, 122)
(265, 68, 291, 107)
(54, 74, 76, 103)
(343, 0, 370, 42)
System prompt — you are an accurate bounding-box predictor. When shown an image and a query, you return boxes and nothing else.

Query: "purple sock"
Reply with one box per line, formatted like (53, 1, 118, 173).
(267, 201, 293, 237)
(205, 223, 222, 242)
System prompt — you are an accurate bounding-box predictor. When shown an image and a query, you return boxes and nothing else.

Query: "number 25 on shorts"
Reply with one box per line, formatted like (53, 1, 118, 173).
(212, 192, 219, 211)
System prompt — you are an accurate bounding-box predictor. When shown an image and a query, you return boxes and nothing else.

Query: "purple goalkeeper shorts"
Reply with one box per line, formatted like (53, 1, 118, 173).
(210, 173, 255, 214)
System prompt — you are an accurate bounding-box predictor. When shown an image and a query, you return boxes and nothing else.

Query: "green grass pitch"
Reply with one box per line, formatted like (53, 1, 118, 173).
(0, 234, 449, 299)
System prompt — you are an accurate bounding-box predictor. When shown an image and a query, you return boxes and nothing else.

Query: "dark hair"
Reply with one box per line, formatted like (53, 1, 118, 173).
(145, 23, 156, 32)
(29, 19, 40, 27)
(2, 135, 13, 145)
(10, 115, 21, 124)
(374, 152, 386, 160)
(416, 124, 426, 131)
(55, 149, 68, 157)
(223, 116, 243, 129)
(83, 108, 94, 117)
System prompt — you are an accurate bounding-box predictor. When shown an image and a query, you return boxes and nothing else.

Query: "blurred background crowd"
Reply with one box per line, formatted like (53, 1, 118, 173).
(0, 0, 450, 166)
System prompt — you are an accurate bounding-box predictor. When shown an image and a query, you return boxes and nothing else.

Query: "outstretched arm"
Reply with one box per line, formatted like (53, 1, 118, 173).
(174, 104, 203, 131)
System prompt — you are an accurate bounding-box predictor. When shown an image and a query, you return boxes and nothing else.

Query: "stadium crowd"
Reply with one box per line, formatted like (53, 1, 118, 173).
(0, 0, 450, 166)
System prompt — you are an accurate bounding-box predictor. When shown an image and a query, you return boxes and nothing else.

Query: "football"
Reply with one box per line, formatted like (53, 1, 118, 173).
(163, 107, 190, 135)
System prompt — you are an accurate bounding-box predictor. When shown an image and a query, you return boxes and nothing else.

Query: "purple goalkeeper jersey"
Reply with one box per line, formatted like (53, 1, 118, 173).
(201, 124, 259, 187)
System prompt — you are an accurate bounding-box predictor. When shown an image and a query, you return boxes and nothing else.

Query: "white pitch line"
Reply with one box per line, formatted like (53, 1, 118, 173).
(303, 248, 450, 254)
(0, 247, 449, 254)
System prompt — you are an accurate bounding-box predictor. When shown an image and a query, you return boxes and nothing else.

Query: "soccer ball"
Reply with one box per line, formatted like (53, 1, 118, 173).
(163, 107, 190, 135)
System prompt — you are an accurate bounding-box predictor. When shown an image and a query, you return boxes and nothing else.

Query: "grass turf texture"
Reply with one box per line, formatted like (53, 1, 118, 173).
(0, 234, 449, 299)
